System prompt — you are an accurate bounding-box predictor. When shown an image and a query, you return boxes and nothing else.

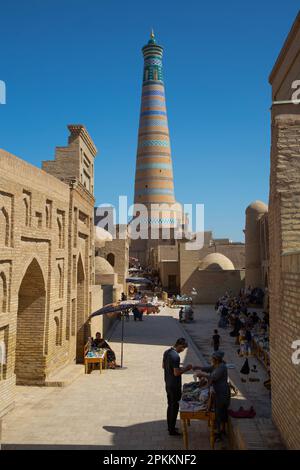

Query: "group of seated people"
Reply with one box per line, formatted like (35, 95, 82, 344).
(239, 285, 265, 305)
(215, 290, 269, 358)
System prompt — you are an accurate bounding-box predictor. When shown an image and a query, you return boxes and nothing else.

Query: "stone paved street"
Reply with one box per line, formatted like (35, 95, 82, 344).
(1, 307, 212, 450)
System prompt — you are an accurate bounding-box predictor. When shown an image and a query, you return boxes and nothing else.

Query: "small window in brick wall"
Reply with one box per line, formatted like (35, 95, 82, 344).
(35, 212, 42, 228)
(71, 299, 76, 336)
(23, 198, 29, 226)
(58, 264, 64, 298)
(45, 200, 52, 229)
(0, 207, 9, 247)
(57, 210, 65, 249)
(0, 272, 7, 313)
(54, 316, 60, 346)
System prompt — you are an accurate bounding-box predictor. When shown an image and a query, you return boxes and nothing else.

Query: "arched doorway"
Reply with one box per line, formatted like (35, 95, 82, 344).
(76, 255, 85, 363)
(15, 259, 46, 384)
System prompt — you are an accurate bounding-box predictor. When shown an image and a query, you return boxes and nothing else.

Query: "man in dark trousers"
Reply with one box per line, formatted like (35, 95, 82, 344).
(162, 338, 192, 436)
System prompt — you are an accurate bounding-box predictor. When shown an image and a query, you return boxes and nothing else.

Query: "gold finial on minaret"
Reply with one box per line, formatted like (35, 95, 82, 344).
(150, 28, 155, 39)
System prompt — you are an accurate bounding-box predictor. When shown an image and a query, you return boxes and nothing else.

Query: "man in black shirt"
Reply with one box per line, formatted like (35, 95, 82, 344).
(162, 338, 192, 436)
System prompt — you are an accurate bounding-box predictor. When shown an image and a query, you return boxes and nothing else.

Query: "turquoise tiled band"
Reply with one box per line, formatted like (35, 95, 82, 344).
(137, 162, 172, 170)
(135, 188, 174, 195)
(142, 90, 165, 97)
(141, 99, 166, 107)
(139, 218, 177, 225)
(139, 140, 169, 147)
(141, 111, 167, 117)
(139, 119, 168, 127)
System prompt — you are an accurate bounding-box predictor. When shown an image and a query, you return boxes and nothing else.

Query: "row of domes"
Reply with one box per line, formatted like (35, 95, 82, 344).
(94, 201, 268, 276)
(94, 252, 236, 274)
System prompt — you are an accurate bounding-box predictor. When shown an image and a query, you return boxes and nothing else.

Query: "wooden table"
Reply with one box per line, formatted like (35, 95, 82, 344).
(84, 350, 107, 374)
(180, 409, 216, 450)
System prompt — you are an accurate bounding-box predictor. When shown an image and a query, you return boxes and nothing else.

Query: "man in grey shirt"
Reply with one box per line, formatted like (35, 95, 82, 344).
(162, 338, 193, 436)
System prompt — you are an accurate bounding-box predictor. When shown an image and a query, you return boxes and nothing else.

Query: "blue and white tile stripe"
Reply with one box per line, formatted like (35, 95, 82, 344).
(135, 188, 174, 196)
(136, 154, 170, 160)
(140, 218, 177, 225)
(139, 140, 169, 148)
(141, 99, 166, 107)
(139, 119, 168, 127)
(144, 58, 162, 66)
(142, 90, 165, 97)
(137, 162, 172, 170)
(141, 110, 167, 117)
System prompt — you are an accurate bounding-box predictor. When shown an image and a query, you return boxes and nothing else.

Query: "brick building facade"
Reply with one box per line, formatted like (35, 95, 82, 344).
(268, 13, 300, 449)
(0, 125, 101, 419)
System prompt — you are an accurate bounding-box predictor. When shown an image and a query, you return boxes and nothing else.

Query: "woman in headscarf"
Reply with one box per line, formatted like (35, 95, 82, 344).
(193, 351, 231, 440)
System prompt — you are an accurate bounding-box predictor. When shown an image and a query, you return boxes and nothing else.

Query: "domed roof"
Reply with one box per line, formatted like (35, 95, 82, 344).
(94, 226, 113, 248)
(95, 256, 115, 275)
(246, 200, 268, 214)
(199, 253, 235, 271)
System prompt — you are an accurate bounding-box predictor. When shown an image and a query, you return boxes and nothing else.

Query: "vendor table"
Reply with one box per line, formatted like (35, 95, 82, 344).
(180, 410, 216, 450)
(169, 299, 193, 308)
(84, 349, 107, 374)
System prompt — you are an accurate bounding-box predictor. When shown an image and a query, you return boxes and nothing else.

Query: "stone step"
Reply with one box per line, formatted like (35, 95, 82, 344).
(45, 364, 84, 387)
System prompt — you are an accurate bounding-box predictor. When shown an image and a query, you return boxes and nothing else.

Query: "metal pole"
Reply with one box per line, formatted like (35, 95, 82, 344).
(121, 312, 125, 368)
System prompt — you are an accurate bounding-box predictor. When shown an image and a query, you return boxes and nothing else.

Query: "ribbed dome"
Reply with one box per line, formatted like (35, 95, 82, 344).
(95, 256, 115, 275)
(246, 200, 268, 214)
(199, 253, 235, 271)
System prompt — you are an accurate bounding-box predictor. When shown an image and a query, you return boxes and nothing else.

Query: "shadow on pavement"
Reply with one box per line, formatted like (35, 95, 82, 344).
(2, 419, 211, 450)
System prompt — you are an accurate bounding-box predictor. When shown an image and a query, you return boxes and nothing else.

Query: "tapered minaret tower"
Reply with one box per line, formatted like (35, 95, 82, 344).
(134, 30, 176, 209)
(131, 31, 181, 266)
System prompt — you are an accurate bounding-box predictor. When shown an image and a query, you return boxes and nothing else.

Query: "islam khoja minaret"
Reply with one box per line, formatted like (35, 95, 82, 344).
(131, 30, 182, 265)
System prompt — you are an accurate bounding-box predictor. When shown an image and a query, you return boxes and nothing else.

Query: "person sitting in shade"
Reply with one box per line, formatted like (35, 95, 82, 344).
(132, 305, 142, 321)
(92, 332, 119, 369)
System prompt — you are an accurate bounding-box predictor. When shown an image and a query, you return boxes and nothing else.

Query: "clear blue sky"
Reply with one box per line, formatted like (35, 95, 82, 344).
(0, 1, 298, 241)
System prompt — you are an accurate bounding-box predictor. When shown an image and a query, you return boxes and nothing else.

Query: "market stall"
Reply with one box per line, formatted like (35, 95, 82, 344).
(168, 295, 193, 308)
(179, 379, 215, 449)
(89, 300, 160, 367)
(84, 343, 107, 374)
